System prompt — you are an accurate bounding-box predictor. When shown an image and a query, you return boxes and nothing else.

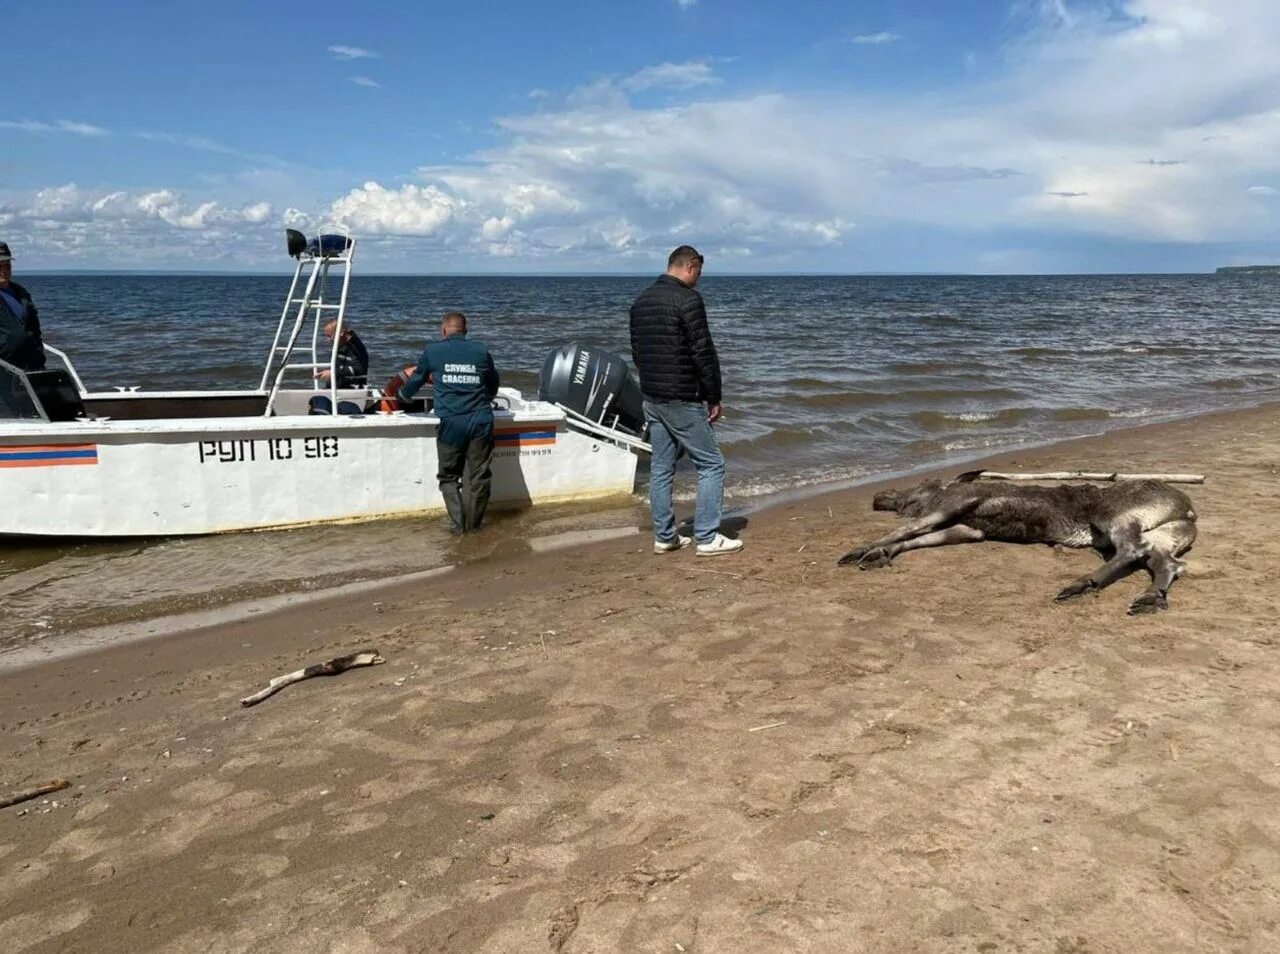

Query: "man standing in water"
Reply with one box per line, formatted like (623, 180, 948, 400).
(630, 245, 742, 556)
(399, 312, 500, 534)
(0, 242, 46, 372)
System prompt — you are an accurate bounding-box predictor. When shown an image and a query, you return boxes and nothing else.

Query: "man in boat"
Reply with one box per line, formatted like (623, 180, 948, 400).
(316, 319, 369, 388)
(630, 245, 742, 557)
(0, 242, 47, 373)
(398, 312, 500, 533)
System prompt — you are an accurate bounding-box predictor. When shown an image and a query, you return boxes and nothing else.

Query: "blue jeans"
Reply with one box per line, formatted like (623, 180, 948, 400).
(644, 399, 726, 545)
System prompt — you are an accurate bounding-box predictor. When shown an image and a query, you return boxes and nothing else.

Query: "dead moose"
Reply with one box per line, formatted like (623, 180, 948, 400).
(836, 472, 1197, 614)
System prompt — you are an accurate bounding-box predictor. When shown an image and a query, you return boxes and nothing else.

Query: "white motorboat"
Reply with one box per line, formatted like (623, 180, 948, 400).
(0, 231, 649, 537)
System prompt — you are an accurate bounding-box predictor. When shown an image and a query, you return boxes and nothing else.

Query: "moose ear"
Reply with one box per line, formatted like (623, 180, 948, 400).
(952, 470, 984, 484)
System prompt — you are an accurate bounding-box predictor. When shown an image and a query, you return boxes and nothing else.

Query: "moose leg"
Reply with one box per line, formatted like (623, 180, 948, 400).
(1127, 519, 1196, 615)
(837, 509, 963, 567)
(1054, 519, 1146, 603)
(845, 524, 986, 569)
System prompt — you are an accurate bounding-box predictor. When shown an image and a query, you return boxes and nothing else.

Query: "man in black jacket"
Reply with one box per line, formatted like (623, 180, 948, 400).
(629, 245, 742, 556)
(317, 319, 369, 388)
(0, 242, 47, 373)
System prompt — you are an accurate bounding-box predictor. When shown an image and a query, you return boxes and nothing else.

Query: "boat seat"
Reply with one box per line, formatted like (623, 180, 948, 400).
(27, 369, 86, 422)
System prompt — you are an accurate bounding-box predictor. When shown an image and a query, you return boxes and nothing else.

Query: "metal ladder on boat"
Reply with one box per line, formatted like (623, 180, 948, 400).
(259, 231, 357, 415)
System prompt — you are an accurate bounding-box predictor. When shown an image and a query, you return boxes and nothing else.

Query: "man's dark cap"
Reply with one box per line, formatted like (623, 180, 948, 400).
(0, 242, 11, 263)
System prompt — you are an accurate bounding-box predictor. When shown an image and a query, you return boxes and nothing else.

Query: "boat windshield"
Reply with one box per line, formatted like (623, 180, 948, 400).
(0, 359, 44, 420)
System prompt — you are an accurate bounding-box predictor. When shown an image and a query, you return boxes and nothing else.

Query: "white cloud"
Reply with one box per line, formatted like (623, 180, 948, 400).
(90, 187, 273, 230)
(675, 0, 696, 8)
(1247, 185, 1278, 195)
(349, 76, 381, 88)
(330, 182, 459, 235)
(621, 61, 718, 92)
(328, 45, 378, 60)
(850, 32, 901, 45)
(241, 201, 273, 222)
(0, 119, 107, 136)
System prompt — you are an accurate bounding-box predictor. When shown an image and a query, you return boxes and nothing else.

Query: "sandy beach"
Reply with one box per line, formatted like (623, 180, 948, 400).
(3, 403, 1279, 953)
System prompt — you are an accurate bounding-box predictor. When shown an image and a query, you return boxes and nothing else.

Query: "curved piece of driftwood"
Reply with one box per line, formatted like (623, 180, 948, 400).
(976, 470, 1205, 484)
(1, 778, 70, 810)
(240, 650, 386, 707)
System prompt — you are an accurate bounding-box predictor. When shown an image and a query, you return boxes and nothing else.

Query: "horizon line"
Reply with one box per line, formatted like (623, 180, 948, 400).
(20, 268, 1224, 278)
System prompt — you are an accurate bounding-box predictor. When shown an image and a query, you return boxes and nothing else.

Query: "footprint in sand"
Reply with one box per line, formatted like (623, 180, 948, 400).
(172, 778, 236, 805)
(1, 904, 93, 953)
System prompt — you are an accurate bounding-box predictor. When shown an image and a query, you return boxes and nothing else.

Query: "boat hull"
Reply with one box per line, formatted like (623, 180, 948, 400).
(0, 409, 638, 537)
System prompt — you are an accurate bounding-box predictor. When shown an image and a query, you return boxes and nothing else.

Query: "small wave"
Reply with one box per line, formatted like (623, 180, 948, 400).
(1206, 374, 1274, 391)
(1009, 346, 1067, 360)
(887, 360, 963, 375)
(792, 391, 894, 410)
(781, 376, 843, 392)
(720, 427, 816, 456)
(1109, 407, 1154, 419)
(911, 408, 1029, 429)
(1050, 407, 1112, 422)
(941, 436, 1017, 452)
(722, 465, 874, 501)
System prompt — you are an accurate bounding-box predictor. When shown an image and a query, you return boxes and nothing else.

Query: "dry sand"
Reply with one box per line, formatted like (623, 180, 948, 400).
(3, 404, 1280, 953)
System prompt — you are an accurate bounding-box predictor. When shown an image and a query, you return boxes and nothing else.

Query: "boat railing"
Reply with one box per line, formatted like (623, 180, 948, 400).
(554, 403, 652, 455)
(43, 345, 88, 395)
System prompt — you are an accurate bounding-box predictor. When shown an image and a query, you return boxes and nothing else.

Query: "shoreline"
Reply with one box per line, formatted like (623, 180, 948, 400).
(4, 397, 1273, 675)
(2, 397, 1278, 950)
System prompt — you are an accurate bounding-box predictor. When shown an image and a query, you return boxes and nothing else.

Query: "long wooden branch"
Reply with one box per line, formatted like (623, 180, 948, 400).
(240, 650, 386, 707)
(976, 471, 1205, 484)
(1, 778, 70, 810)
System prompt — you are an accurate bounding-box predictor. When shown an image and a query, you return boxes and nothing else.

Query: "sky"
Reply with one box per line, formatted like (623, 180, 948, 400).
(3, 0, 1279, 273)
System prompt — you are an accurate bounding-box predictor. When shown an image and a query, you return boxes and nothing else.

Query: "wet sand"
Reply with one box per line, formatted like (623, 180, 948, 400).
(3, 404, 1279, 952)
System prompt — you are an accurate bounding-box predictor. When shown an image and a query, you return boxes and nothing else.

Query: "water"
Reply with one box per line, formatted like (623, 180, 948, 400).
(3, 272, 1277, 648)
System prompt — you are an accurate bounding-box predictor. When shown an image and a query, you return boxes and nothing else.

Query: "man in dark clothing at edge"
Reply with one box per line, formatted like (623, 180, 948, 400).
(398, 312, 500, 534)
(0, 242, 47, 373)
(629, 245, 743, 556)
(317, 319, 369, 388)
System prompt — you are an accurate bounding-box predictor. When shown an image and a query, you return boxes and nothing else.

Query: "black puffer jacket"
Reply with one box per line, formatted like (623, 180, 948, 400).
(0, 281, 46, 371)
(628, 275, 722, 405)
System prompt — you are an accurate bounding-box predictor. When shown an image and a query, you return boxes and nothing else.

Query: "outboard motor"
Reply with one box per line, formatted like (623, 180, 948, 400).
(538, 342, 646, 437)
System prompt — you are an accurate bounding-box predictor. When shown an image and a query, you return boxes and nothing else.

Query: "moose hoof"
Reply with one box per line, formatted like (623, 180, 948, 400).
(1054, 581, 1095, 603)
(837, 547, 869, 567)
(1127, 592, 1167, 615)
(857, 548, 893, 570)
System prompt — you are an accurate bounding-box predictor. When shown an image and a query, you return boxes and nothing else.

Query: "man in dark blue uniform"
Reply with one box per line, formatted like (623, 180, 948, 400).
(399, 312, 500, 533)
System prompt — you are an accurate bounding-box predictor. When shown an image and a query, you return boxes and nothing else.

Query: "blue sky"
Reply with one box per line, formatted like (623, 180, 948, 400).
(4, 0, 1278, 272)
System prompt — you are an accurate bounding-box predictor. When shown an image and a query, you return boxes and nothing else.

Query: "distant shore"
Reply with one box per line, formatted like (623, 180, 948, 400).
(3, 400, 1278, 951)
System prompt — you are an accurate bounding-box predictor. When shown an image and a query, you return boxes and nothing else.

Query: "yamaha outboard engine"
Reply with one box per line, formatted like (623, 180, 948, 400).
(538, 342, 646, 437)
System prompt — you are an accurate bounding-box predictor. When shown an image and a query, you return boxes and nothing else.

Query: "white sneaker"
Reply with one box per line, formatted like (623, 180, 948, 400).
(654, 534, 692, 554)
(696, 533, 744, 557)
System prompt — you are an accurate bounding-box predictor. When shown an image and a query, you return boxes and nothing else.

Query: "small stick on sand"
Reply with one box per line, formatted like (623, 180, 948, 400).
(1, 779, 70, 810)
(748, 721, 788, 733)
(240, 650, 386, 707)
(976, 470, 1205, 484)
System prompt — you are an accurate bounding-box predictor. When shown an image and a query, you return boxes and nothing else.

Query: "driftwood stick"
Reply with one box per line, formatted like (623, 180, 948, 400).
(1, 778, 70, 810)
(976, 471, 1205, 484)
(240, 650, 386, 707)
